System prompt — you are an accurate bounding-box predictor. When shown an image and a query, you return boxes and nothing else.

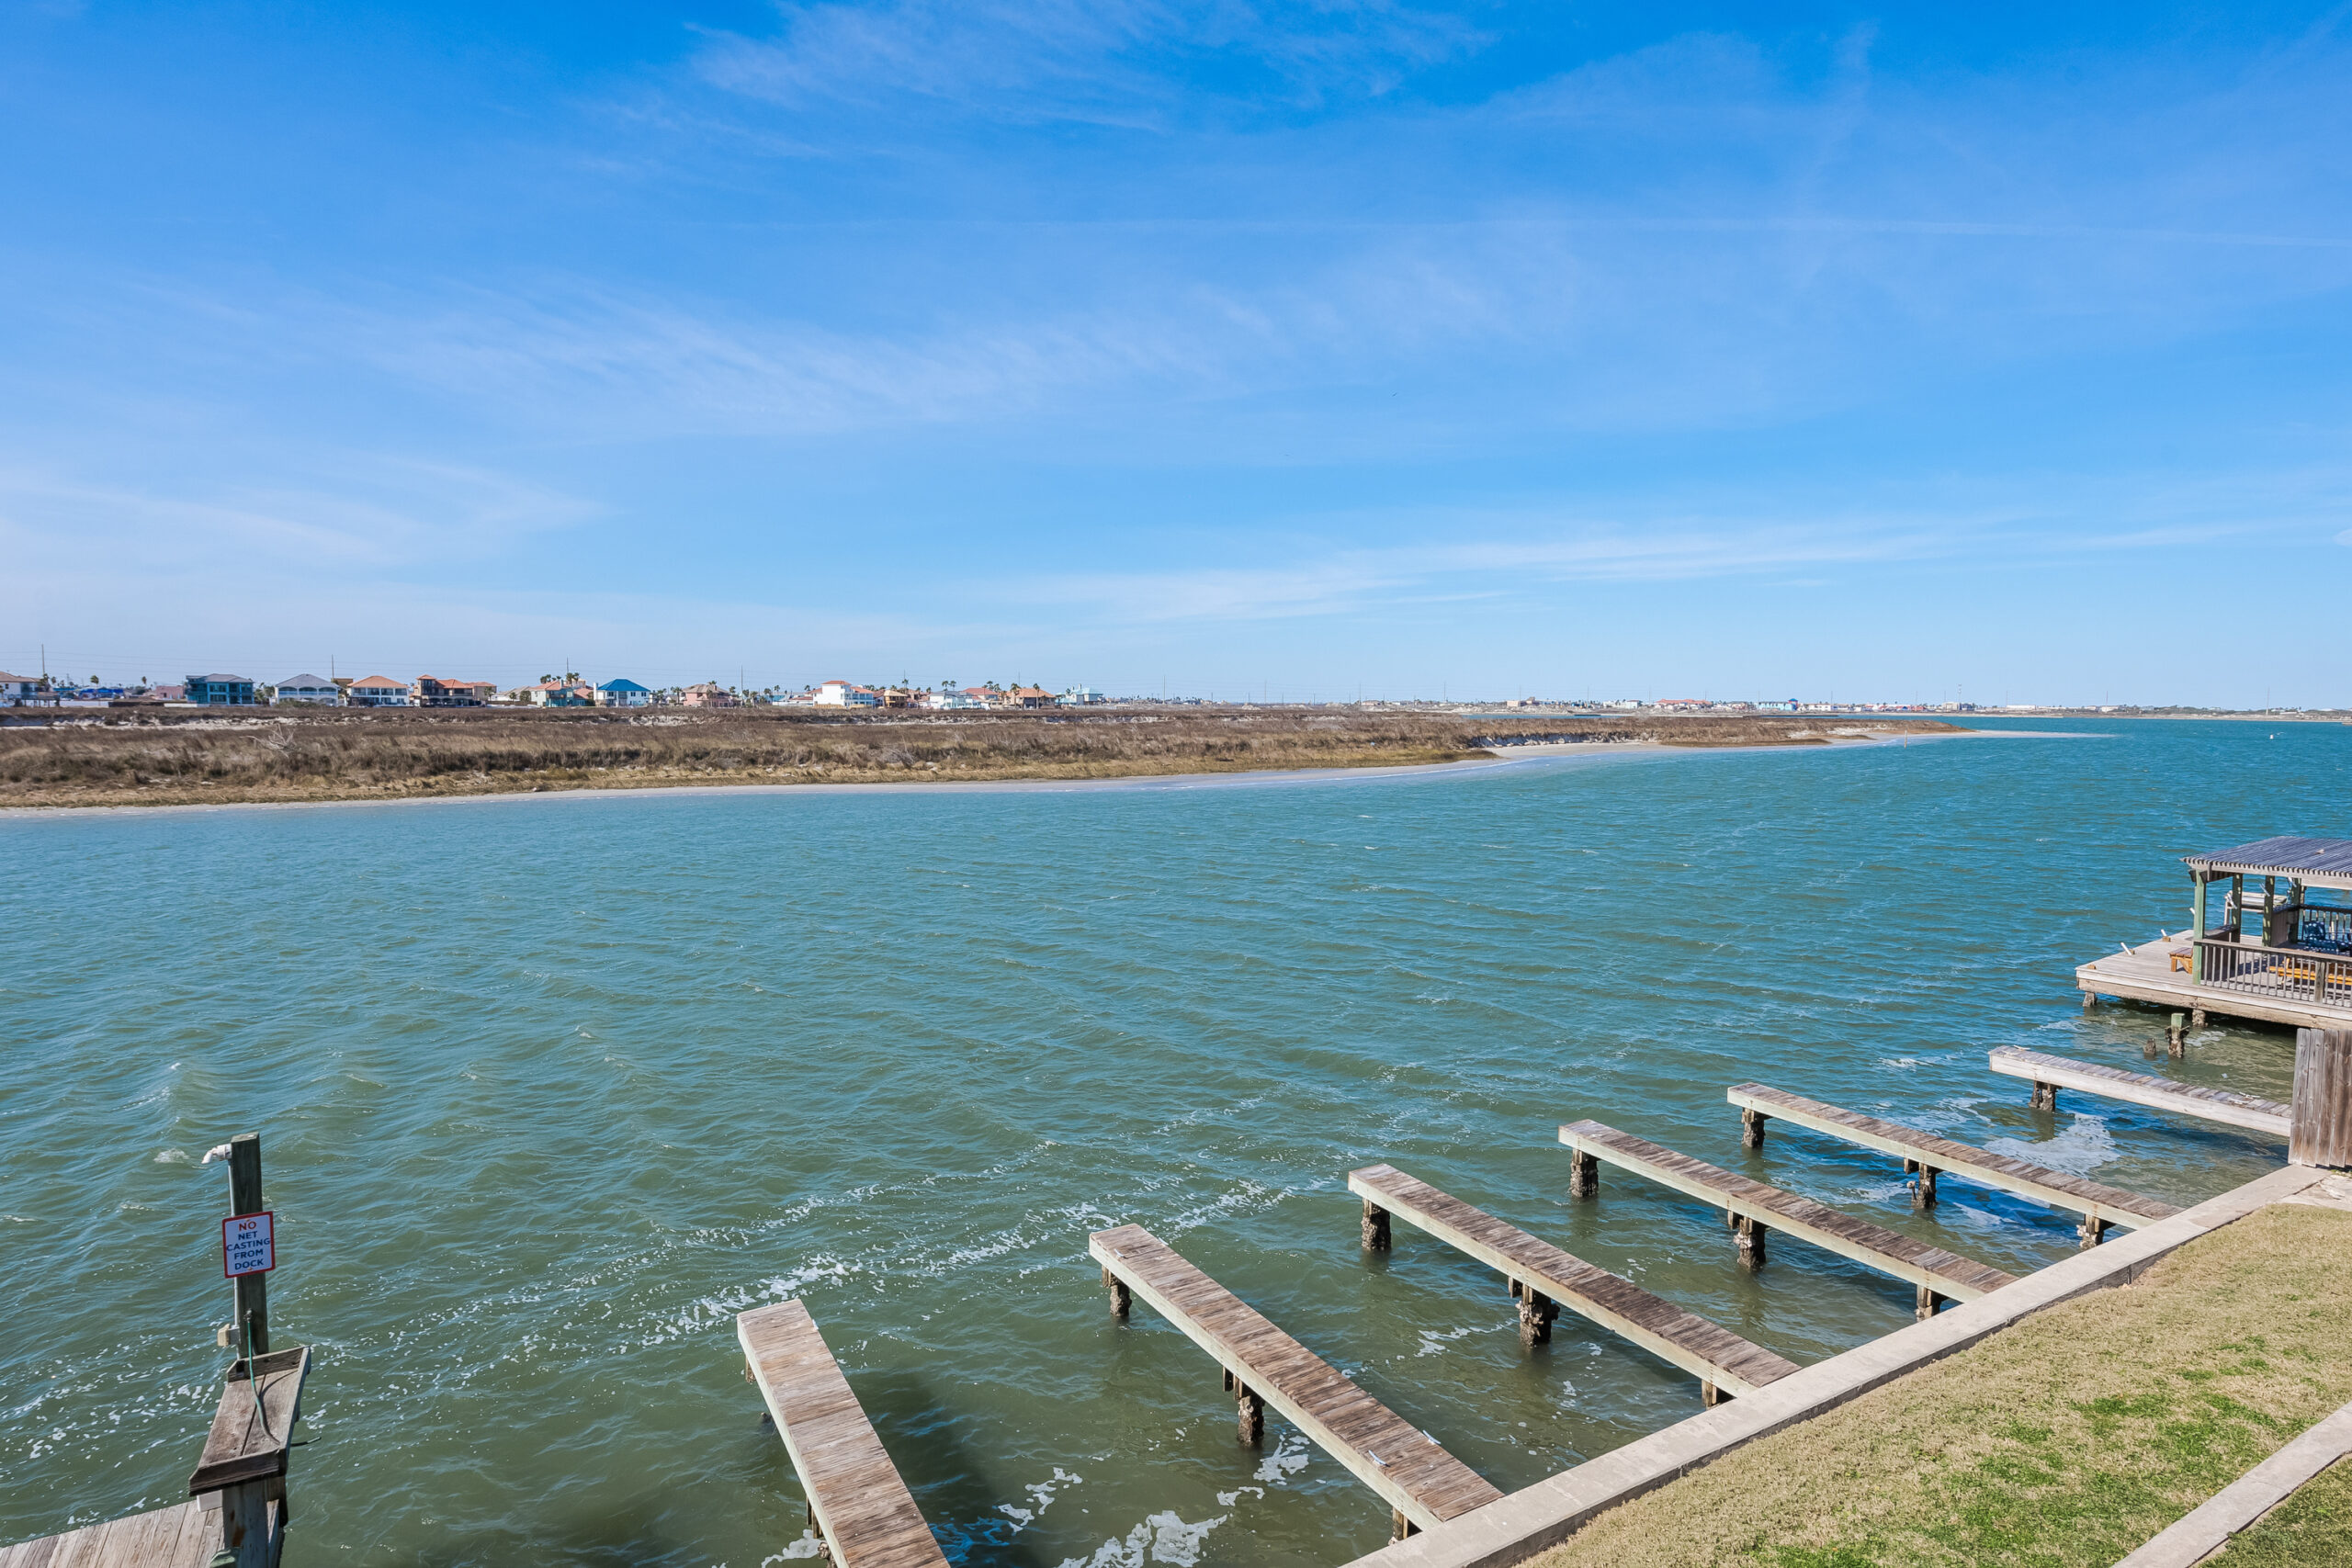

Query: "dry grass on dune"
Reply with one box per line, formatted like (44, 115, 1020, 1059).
(1530, 1202, 2352, 1568)
(0, 706, 1956, 808)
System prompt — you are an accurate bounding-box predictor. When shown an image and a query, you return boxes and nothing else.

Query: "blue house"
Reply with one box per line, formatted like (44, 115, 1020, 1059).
(185, 673, 257, 705)
(595, 678, 652, 708)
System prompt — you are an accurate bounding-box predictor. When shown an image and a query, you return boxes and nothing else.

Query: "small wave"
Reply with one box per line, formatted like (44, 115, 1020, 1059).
(1984, 1113, 2116, 1175)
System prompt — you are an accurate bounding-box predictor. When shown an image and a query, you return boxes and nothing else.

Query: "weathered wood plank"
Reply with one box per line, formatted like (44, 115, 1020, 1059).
(1557, 1122, 2017, 1301)
(737, 1302, 948, 1568)
(1090, 1224, 1503, 1530)
(1348, 1165, 1798, 1397)
(1725, 1084, 2181, 1228)
(1987, 1047, 2290, 1136)
(187, 1347, 310, 1496)
(0, 1501, 213, 1568)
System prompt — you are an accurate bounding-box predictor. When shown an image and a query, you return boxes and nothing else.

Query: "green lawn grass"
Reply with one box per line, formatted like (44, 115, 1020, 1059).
(2224, 1455, 2352, 1567)
(1529, 1201, 2352, 1568)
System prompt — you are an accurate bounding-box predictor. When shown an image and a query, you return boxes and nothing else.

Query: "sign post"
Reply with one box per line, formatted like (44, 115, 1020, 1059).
(225, 1134, 269, 1354)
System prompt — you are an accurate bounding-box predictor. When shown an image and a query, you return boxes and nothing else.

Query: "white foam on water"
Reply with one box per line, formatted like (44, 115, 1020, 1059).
(1254, 1430, 1311, 1483)
(153, 1149, 189, 1164)
(1052, 1510, 1227, 1568)
(760, 1531, 827, 1562)
(1984, 1113, 2117, 1175)
(1001, 1466, 1084, 1532)
(1414, 1323, 1483, 1357)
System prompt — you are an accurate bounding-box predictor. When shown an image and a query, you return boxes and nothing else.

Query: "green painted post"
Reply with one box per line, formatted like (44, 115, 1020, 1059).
(2192, 874, 2208, 983)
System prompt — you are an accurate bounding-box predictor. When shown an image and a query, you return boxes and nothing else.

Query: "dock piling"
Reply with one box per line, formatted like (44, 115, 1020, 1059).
(2030, 1079, 2058, 1111)
(1516, 1288, 1558, 1347)
(226, 1135, 269, 1356)
(1236, 1381, 1264, 1446)
(1102, 1268, 1131, 1319)
(2168, 1013, 2187, 1058)
(1567, 1150, 1598, 1198)
(1740, 1108, 1768, 1150)
(1915, 1285, 1945, 1320)
(2078, 1215, 2109, 1248)
(1906, 1162, 1939, 1211)
(2290, 1029, 2352, 1168)
(1733, 1214, 1768, 1270)
(1362, 1200, 1391, 1252)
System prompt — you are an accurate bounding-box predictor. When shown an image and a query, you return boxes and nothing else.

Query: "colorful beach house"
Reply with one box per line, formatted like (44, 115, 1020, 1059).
(273, 674, 340, 705)
(595, 679, 652, 708)
(680, 682, 737, 708)
(345, 675, 412, 706)
(814, 681, 880, 708)
(514, 681, 594, 707)
(413, 676, 494, 707)
(184, 673, 257, 705)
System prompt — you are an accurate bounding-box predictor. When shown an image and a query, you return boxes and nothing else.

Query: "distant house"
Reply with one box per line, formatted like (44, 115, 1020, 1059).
(513, 681, 593, 707)
(813, 680, 880, 708)
(185, 674, 257, 706)
(922, 689, 988, 710)
(1656, 697, 1712, 711)
(680, 682, 737, 708)
(346, 675, 412, 707)
(1061, 686, 1103, 705)
(1008, 686, 1057, 709)
(0, 671, 43, 704)
(274, 673, 340, 705)
(413, 676, 493, 707)
(595, 679, 652, 708)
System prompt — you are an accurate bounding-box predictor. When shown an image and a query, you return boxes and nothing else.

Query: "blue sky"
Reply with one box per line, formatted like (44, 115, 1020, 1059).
(3, 1, 2349, 703)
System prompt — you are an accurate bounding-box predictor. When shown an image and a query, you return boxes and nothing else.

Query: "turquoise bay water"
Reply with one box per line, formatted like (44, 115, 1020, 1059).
(5, 718, 2345, 1566)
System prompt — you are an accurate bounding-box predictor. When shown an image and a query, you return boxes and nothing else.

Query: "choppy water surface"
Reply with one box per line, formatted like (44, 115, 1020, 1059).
(6, 717, 2346, 1566)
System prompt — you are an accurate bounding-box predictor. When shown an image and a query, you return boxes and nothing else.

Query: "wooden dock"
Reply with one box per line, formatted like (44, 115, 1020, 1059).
(1090, 1224, 1503, 1534)
(738, 1302, 948, 1568)
(1987, 1047, 2290, 1137)
(2075, 931, 2352, 1032)
(1348, 1165, 1797, 1402)
(0, 1503, 218, 1568)
(3, 1345, 311, 1568)
(1725, 1084, 2180, 1241)
(1558, 1121, 2018, 1314)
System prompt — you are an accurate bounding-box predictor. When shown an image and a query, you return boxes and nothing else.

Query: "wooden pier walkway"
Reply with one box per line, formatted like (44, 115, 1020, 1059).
(1987, 1047, 2290, 1137)
(1558, 1121, 2017, 1314)
(0, 1503, 216, 1568)
(1348, 1165, 1797, 1401)
(738, 1302, 948, 1568)
(1090, 1224, 1503, 1533)
(1725, 1084, 2181, 1237)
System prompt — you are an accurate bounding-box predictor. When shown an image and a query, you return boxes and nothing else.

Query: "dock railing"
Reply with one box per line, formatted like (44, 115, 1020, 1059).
(2194, 938, 2352, 1004)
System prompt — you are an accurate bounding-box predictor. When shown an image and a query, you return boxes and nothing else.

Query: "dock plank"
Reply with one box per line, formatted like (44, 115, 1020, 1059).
(0, 1501, 214, 1568)
(1726, 1084, 2181, 1229)
(738, 1302, 948, 1568)
(1090, 1224, 1502, 1530)
(1348, 1165, 1797, 1397)
(1986, 1048, 2290, 1137)
(1557, 1122, 2018, 1301)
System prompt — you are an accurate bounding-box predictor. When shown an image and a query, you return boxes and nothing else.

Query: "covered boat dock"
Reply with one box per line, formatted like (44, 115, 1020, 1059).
(2076, 834, 2352, 1030)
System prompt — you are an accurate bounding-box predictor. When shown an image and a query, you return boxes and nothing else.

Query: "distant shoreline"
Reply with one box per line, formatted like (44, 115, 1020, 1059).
(0, 725, 2001, 819)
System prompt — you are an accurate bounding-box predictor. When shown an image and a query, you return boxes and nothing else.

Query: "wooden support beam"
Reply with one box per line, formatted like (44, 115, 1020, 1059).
(2291, 1029, 2352, 1168)
(1559, 1122, 2017, 1303)
(1988, 1047, 2290, 1137)
(737, 1302, 950, 1568)
(1727, 1084, 2179, 1231)
(1348, 1165, 1797, 1397)
(1090, 1224, 1502, 1531)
